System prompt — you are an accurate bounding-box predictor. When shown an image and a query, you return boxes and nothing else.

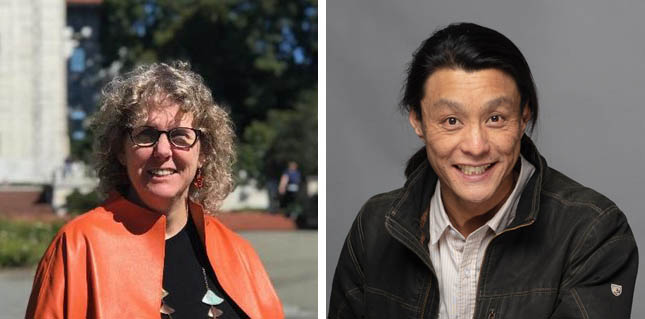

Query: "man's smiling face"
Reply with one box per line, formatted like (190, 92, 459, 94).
(409, 68, 530, 211)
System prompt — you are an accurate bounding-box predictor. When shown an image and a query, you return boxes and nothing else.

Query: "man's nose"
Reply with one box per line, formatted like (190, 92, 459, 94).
(460, 124, 490, 156)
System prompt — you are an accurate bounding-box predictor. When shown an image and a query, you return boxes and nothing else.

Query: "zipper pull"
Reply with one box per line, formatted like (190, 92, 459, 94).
(488, 309, 495, 319)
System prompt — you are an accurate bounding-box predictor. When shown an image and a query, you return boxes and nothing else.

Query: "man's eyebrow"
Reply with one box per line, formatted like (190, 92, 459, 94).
(485, 96, 515, 109)
(432, 99, 464, 111)
(432, 96, 515, 111)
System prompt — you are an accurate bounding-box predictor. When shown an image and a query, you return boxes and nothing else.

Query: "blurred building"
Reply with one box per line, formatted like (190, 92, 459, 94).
(0, 0, 69, 184)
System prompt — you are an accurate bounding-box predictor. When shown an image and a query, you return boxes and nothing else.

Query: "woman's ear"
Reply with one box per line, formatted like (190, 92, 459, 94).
(198, 154, 205, 168)
(117, 151, 126, 166)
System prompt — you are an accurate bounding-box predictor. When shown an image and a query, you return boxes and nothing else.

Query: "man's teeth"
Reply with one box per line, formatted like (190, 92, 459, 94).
(149, 169, 176, 176)
(458, 164, 492, 176)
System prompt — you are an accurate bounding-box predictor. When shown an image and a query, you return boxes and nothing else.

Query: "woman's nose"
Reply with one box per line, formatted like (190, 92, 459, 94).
(153, 133, 173, 158)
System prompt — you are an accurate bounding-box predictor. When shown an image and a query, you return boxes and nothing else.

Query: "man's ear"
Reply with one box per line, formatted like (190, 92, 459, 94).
(520, 105, 532, 132)
(408, 111, 424, 139)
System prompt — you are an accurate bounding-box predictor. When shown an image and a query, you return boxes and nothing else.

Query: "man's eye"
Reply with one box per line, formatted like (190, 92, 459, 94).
(490, 115, 500, 122)
(447, 117, 457, 125)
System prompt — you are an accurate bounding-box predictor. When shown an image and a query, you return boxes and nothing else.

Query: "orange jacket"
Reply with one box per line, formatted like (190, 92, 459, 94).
(26, 193, 284, 319)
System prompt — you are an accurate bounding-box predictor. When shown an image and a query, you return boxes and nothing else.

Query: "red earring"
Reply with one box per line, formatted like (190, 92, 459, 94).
(193, 168, 204, 189)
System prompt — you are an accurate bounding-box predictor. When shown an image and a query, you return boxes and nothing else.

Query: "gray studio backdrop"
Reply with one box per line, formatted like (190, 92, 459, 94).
(326, 0, 645, 314)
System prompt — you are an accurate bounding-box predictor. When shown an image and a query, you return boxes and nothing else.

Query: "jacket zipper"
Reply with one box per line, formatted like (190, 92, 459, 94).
(387, 210, 438, 318)
(474, 218, 535, 318)
(419, 220, 535, 319)
(420, 277, 433, 319)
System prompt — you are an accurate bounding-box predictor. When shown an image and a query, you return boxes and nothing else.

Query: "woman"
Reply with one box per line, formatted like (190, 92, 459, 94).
(26, 62, 284, 318)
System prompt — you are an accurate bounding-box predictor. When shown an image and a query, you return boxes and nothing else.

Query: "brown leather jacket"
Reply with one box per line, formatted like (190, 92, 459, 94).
(26, 193, 284, 318)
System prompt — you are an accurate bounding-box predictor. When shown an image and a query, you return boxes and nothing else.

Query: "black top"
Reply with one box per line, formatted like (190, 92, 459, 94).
(162, 215, 247, 319)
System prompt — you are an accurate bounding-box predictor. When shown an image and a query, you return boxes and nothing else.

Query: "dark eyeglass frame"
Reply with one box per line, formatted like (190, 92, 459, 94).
(128, 126, 202, 148)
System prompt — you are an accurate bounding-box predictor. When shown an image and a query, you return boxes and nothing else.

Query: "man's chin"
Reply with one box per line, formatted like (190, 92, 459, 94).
(452, 188, 498, 206)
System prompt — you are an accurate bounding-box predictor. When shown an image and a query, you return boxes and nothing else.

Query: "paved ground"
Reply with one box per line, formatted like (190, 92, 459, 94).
(0, 230, 317, 319)
(241, 231, 317, 319)
(0, 268, 34, 319)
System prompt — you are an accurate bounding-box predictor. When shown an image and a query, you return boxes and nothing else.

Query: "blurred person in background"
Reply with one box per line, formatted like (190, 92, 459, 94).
(26, 62, 283, 318)
(278, 161, 301, 211)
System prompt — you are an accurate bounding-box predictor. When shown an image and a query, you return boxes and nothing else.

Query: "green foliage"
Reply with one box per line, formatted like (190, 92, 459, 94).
(100, 0, 317, 130)
(238, 89, 316, 184)
(69, 129, 94, 163)
(66, 189, 102, 215)
(98, 0, 318, 183)
(0, 219, 64, 267)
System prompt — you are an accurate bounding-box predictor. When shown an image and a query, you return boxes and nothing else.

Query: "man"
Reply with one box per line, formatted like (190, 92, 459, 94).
(279, 161, 302, 209)
(329, 23, 637, 318)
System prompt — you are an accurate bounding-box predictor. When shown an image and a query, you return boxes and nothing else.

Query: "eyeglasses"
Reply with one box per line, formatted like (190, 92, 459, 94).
(128, 126, 202, 148)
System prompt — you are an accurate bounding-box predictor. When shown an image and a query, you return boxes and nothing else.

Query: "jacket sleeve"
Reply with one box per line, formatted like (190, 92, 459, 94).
(550, 206, 638, 319)
(25, 229, 89, 318)
(329, 208, 367, 318)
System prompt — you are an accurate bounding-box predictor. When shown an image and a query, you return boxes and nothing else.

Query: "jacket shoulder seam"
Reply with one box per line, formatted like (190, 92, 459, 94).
(568, 205, 618, 257)
(541, 190, 611, 215)
(561, 232, 635, 289)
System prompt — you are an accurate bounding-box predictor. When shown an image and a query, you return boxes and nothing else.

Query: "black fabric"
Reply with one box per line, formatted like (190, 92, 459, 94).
(162, 215, 247, 319)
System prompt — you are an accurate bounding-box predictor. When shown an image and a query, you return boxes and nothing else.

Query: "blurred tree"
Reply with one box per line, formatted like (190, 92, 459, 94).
(66, 189, 102, 215)
(238, 89, 316, 184)
(96, 0, 317, 183)
(100, 0, 316, 130)
(69, 129, 94, 163)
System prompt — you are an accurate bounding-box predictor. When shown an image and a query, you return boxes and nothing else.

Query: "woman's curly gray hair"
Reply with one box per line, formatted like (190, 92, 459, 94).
(90, 61, 235, 212)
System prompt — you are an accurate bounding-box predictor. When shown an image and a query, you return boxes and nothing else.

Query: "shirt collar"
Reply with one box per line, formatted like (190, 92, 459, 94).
(487, 154, 535, 234)
(428, 154, 536, 245)
(429, 181, 450, 245)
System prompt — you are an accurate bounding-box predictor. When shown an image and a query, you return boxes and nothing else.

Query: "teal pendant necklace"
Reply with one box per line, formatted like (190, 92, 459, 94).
(160, 267, 225, 318)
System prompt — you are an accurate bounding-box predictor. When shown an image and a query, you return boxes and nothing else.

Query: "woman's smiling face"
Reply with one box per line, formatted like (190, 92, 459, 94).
(119, 102, 201, 212)
(409, 68, 530, 211)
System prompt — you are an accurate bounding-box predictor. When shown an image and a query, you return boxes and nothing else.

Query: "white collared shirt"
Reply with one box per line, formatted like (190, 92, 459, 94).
(428, 155, 535, 319)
